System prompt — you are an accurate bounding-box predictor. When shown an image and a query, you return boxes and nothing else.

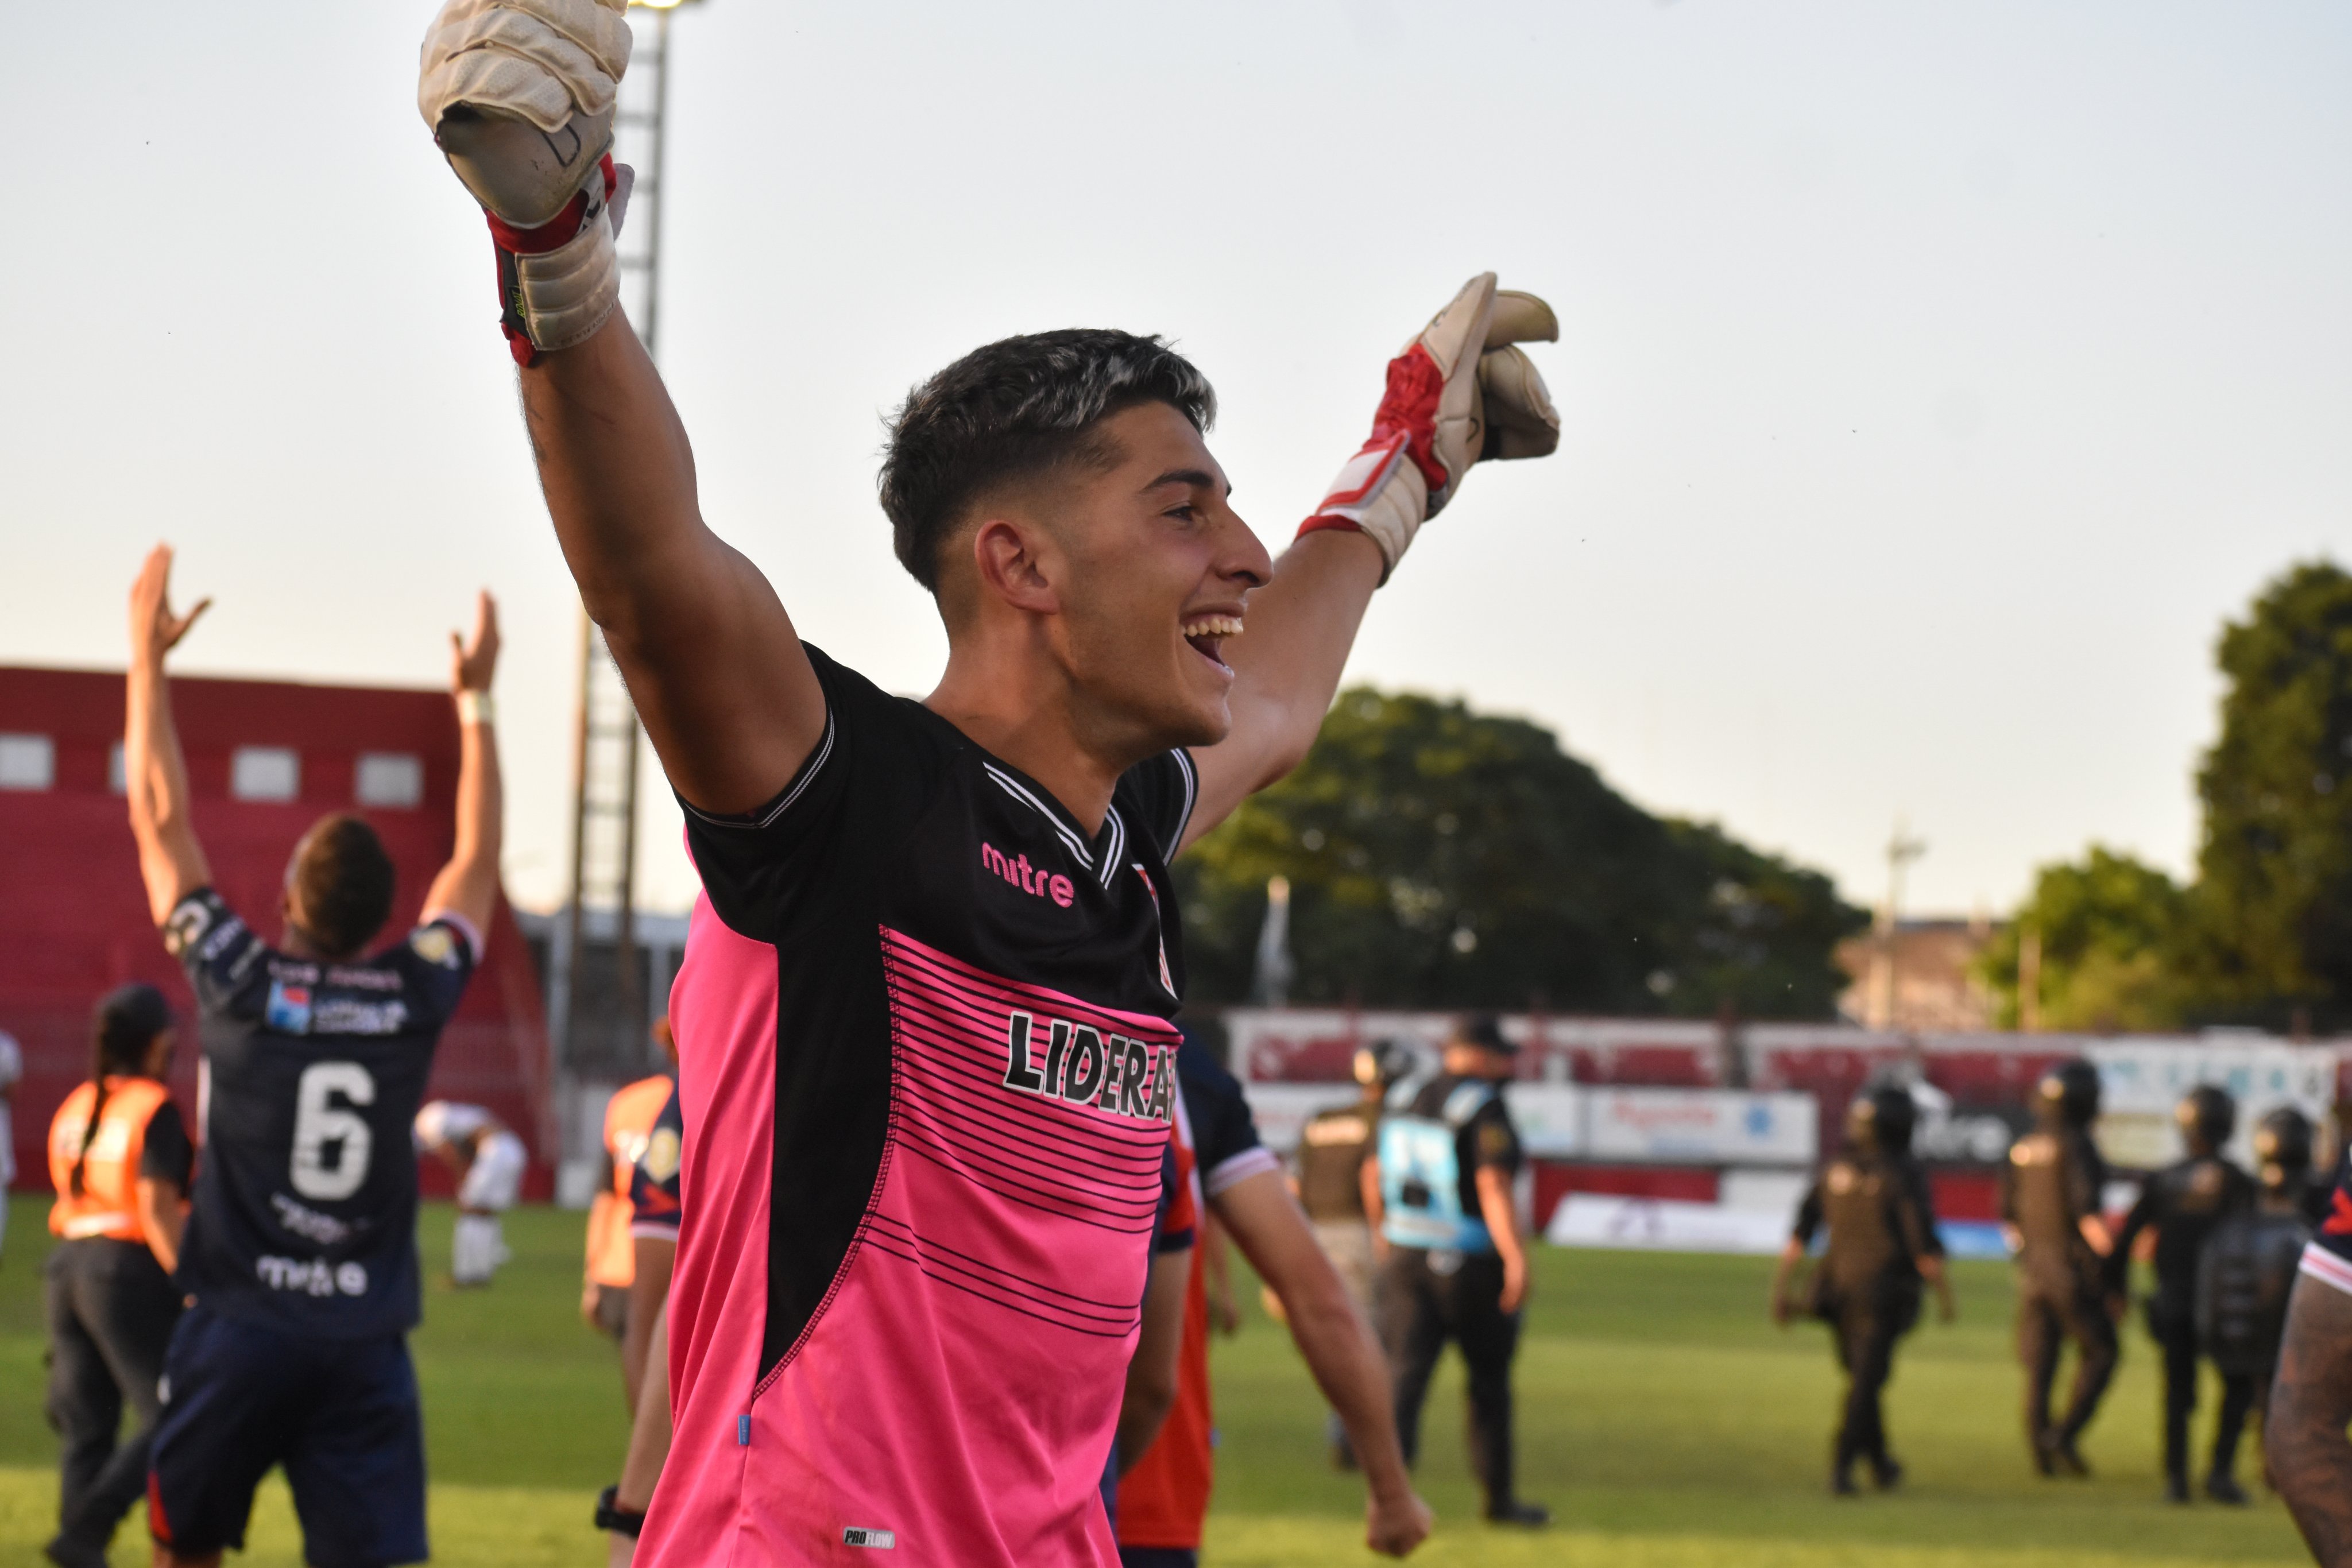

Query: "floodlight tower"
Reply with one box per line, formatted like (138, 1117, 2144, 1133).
(558, 0, 702, 1074)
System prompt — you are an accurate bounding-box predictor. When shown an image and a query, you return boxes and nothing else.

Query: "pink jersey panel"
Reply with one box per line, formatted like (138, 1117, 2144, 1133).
(650, 919, 1180, 1565)
(640, 894, 774, 1566)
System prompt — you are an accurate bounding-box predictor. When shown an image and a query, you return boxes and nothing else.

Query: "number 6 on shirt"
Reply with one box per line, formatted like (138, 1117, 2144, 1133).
(291, 1062, 376, 1202)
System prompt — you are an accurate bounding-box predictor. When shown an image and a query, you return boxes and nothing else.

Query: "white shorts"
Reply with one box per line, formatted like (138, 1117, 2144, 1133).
(459, 1130, 527, 1212)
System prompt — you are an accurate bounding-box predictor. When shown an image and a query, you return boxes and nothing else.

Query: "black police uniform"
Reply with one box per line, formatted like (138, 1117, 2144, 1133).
(1375, 1070, 1530, 1519)
(2002, 1120, 2117, 1469)
(146, 888, 478, 1566)
(1792, 1147, 1943, 1484)
(2109, 1148, 2256, 1496)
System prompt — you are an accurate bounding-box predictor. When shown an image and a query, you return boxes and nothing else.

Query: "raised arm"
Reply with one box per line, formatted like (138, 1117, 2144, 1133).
(1182, 276, 1559, 847)
(419, 0, 823, 815)
(518, 322, 824, 812)
(421, 592, 506, 938)
(125, 545, 212, 925)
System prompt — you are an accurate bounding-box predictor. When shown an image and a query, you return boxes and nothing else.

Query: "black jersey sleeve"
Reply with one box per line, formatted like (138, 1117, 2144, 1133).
(679, 646, 943, 944)
(1154, 1139, 1195, 1256)
(161, 888, 271, 1020)
(1177, 1034, 1279, 1200)
(629, 1087, 684, 1239)
(381, 917, 481, 1031)
(138, 1099, 194, 1189)
(1113, 749, 1201, 862)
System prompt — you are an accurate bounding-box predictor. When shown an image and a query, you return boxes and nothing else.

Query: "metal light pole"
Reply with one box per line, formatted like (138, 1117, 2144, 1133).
(557, 0, 702, 1075)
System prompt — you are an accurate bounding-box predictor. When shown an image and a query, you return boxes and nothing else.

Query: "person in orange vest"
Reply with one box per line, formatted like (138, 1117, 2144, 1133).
(42, 982, 192, 1568)
(582, 1019, 678, 1408)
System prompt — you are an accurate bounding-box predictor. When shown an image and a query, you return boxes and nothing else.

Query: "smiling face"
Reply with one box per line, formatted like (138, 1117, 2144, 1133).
(964, 400, 1273, 757)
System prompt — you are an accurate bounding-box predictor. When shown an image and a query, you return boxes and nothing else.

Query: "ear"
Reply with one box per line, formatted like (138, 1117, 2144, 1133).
(970, 517, 1062, 617)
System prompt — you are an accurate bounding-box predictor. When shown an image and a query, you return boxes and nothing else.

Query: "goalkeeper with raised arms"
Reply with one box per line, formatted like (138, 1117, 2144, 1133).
(418, 2, 1560, 1559)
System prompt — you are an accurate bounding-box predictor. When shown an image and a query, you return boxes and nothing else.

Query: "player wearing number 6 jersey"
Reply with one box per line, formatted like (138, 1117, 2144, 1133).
(122, 547, 505, 1568)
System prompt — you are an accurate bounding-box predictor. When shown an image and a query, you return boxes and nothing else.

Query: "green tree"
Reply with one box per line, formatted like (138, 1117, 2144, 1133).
(1974, 847, 2188, 1030)
(1175, 687, 1864, 1016)
(2187, 560, 2352, 1024)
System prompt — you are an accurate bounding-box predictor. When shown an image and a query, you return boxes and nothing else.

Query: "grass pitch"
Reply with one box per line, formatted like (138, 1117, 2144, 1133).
(0, 1195, 2311, 1565)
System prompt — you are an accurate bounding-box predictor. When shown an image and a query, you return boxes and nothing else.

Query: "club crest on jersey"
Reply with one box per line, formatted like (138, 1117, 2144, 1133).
(265, 981, 314, 1034)
(1000, 1011, 1174, 1123)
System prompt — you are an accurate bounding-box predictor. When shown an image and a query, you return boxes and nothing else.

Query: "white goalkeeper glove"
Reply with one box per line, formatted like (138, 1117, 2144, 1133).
(1298, 274, 1561, 582)
(419, 0, 636, 365)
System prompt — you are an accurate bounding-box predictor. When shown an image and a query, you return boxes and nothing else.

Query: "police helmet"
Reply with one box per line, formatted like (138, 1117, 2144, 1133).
(2255, 1107, 2316, 1187)
(2175, 1084, 2237, 1153)
(1846, 1085, 1918, 1157)
(2036, 1058, 2102, 1128)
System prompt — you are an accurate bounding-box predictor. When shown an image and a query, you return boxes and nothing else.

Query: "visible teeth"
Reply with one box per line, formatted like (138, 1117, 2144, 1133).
(1182, 615, 1244, 638)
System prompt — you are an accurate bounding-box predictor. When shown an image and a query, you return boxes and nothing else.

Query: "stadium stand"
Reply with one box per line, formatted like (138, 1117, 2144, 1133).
(0, 666, 553, 1198)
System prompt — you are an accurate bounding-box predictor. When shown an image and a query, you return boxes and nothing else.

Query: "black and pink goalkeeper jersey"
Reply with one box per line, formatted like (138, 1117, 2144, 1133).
(648, 646, 1198, 1567)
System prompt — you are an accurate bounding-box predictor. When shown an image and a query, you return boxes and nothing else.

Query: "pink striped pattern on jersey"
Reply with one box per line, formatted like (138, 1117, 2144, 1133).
(644, 912, 1180, 1566)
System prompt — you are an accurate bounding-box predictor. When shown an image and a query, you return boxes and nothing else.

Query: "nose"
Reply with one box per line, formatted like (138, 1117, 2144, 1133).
(1217, 502, 1274, 591)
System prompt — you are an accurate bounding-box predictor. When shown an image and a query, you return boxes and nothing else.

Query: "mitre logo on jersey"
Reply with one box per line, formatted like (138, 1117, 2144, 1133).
(981, 842, 1075, 908)
(999, 1011, 1175, 1122)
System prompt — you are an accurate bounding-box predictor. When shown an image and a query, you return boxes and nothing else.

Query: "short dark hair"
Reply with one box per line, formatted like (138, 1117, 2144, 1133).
(878, 328, 1217, 593)
(288, 814, 397, 958)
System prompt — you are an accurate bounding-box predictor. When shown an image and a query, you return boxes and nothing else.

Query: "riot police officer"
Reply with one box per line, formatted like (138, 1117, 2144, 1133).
(2002, 1058, 2119, 1477)
(2197, 1105, 2322, 1491)
(2109, 1086, 2257, 1502)
(1772, 1085, 1955, 1494)
(1367, 1015, 1548, 1527)
(1291, 1041, 1402, 1469)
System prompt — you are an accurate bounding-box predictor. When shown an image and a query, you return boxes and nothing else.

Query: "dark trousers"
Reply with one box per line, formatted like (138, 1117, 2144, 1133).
(44, 1237, 181, 1551)
(1378, 1248, 1522, 1512)
(2017, 1267, 2117, 1454)
(2156, 1322, 2256, 1486)
(1826, 1286, 1917, 1476)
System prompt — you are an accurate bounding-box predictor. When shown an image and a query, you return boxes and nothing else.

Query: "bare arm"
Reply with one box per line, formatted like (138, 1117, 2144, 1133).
(124, 546, 212, 925)
(134, 1176, 185, 1276)
(1116, 1248, 1194, 1473)
(1474, 1166, 1531, 1315)
(1202, 1208, 1239, 1337)
(620, 1234, 676, 1421)
(1181, 530, 1383, 848)
(2270, 1276, 2352, 1566)
(1363, 1156, 1389, 1263)
(520, 318, 824, 814)
(421, 593, 506, 936)
(1769, 1237, 1806, 1326)
(1214, 1168, 1433, 1557)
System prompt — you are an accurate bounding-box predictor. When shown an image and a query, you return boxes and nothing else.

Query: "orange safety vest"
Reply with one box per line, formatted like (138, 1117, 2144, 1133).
(48, 1077, 173, 1245)
(586, 1075, 675, 1289)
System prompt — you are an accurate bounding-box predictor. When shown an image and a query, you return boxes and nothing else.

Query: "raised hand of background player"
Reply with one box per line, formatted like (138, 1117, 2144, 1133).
(450, 591, 501, 694)
(419, 0, 635, 363)
(128, 545, 210, 670)
(1297, 274, 1563, 583)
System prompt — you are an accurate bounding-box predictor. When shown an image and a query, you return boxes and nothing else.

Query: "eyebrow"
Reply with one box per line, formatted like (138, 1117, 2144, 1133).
(1143, 467, 1232, 499)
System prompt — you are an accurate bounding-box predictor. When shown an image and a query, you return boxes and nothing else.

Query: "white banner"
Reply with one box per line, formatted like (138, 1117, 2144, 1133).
(2085, 1038, 2336, 1170)
(1240, 1082, 1587, 1157)
(1545, 1194, 1790, 1255)
(1238, 1083, 1362, 1155)
(1583, 1088, 1817, 1166)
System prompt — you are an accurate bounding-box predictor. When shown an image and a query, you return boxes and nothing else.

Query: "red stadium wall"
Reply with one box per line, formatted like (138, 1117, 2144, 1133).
(0, 665, 552, 1197)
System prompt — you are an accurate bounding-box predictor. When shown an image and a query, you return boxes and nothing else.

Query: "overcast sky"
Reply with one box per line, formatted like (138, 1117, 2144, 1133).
(4, 1, 2347, 919)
